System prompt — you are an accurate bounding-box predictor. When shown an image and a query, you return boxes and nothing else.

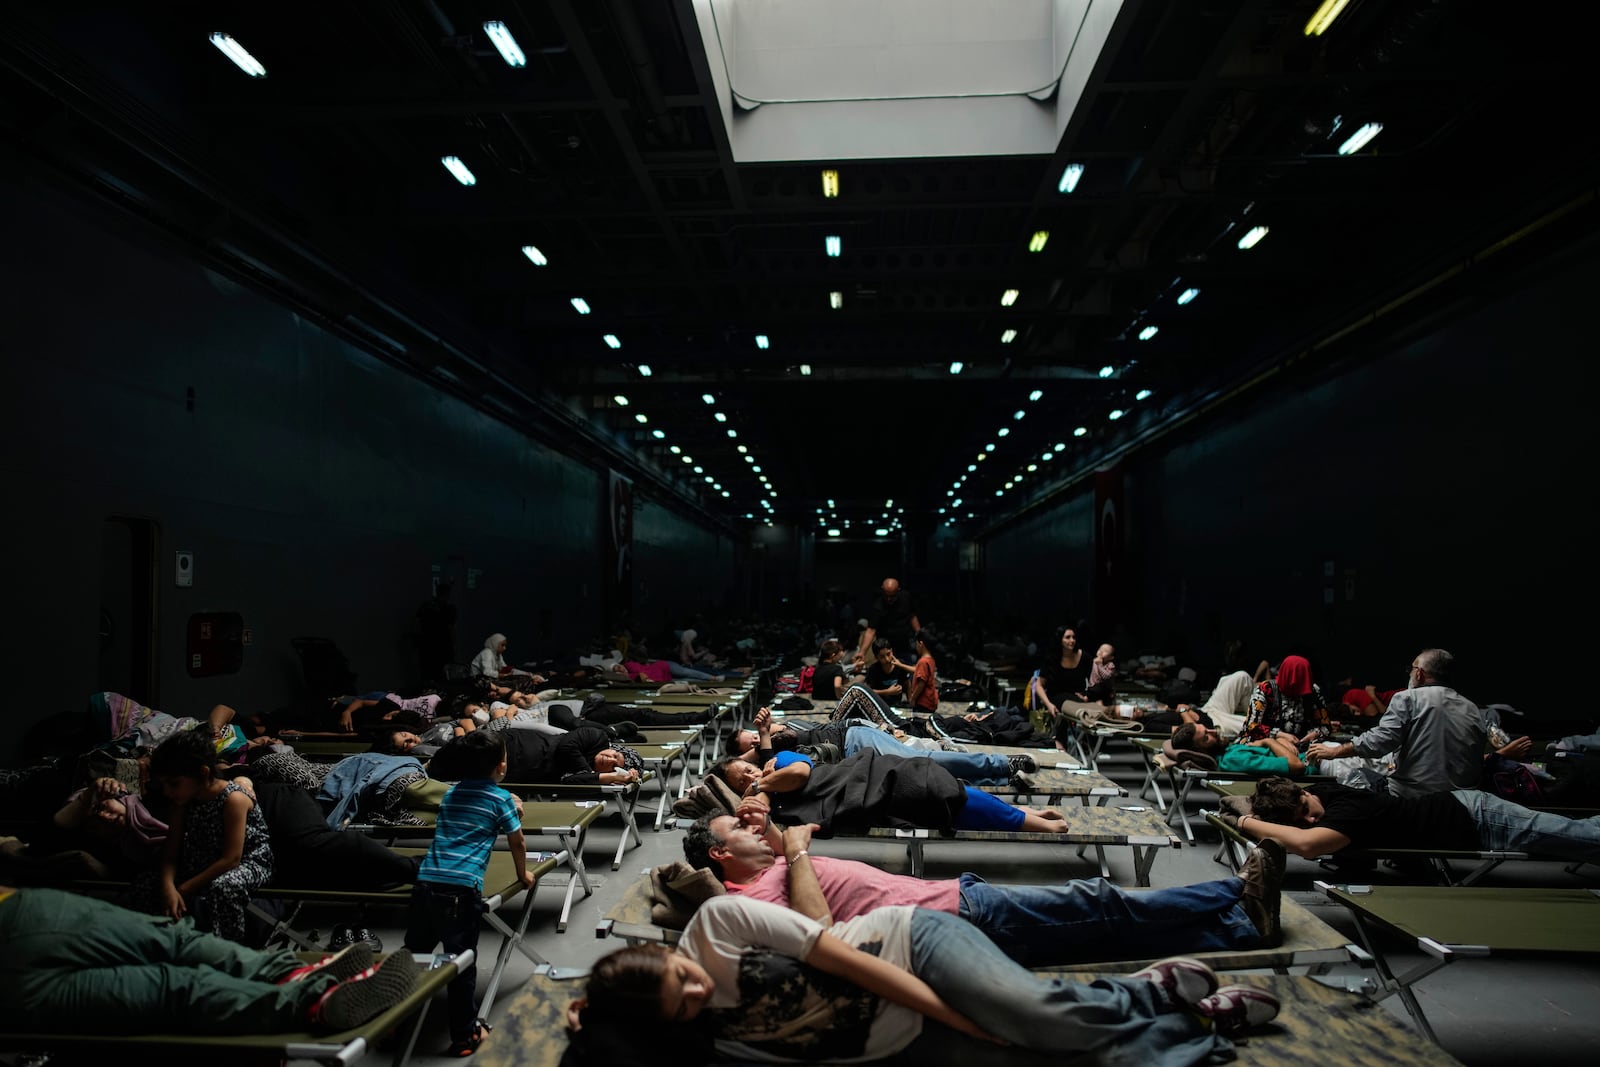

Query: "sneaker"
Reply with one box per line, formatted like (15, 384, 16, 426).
(350, 927, 384, 952)
(1238, 839, 1285, 948)
(309, 952, 420, 1031)
(326, 924, 356, 951)
(1131, 957, 1218, 1008)
(1006, 754, 1039, 775)
(1195, 984, 1281, 1036)
(277, 943, 375, 985)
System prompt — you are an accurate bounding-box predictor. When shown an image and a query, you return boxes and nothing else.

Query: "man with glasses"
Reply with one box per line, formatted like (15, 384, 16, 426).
(1307, 648, 1489, 797)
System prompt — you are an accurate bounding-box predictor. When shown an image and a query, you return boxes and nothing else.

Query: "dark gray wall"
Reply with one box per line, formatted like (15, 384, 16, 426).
(984, 246, 1591, 714)
(1, 167, 735, 765)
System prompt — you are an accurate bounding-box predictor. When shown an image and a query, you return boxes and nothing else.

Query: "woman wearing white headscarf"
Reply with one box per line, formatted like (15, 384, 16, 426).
(470, 633, 536, 681)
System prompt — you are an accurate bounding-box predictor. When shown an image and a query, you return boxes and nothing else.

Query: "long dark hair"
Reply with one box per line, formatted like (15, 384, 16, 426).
(563, 945, 714, 1067)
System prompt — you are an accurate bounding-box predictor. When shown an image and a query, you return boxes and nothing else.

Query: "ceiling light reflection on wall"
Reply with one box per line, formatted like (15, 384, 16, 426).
(483, 21, 527, 67)
(821, 169, 840, 197)
(1337, 121, 1383, 155)
(1237, 225, 1270, 250)
(1058, 162, 1084, 194)
(521, 245, 547, 266)
(441, 156, 477, 186)
(208, 33, 267, 77)
(1176, 287, 1200, 305)
(1304, 0, 1352, 36)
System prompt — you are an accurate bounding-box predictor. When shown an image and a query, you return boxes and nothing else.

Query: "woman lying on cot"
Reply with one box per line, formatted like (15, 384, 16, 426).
(562, 852, 1279, 1067)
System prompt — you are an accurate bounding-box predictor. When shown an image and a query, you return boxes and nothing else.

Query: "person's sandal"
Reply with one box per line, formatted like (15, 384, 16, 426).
(446, 1020, 490, 1057)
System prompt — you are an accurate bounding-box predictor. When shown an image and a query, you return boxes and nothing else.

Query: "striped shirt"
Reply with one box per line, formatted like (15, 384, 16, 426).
(417, 779, 521, 891)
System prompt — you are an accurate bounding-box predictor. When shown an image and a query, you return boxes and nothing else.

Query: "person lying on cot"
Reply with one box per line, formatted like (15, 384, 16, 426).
(682, 809, 1286, 962)
(1228, 775, 1600, 864)
(709, 750, 1069, 835)
(562, 872, 1278, 1067)
(732, 706, 1036, 786)
(0, 885, 420, 1035)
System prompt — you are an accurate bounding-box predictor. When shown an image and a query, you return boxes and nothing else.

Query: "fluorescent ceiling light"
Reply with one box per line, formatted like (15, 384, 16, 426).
(637, 364, 652, 377)
(1073, 426, 1087, 437)
(1237, 225, 1270, 250)
(1001, 329, 1018, 344)
(1028, 389, 1043, 401)
(829, 291, 843, 309)
(1138, 325, 1159, 341)
(1028, 230, 1049, 253)
(441, 156, 477, 186)
(977, 453, 988, 462)
(995, 489, 1004, 497)
(602, 334, 621, 349)
(1027, 464, 1038, 472)
(948, 361, 964, 375)
(1136, 389, 1153, 401)
(570, 297, 591, 315)
(693, 465, 704, 474)
(1337, 121, 1383, 156)
(875, 528, 889, 537)
(482, 21, 526, 67)
(825, 235, 842, 257)
(884, 499, 893, 507)
(612, 394, 629, 407)
(683, 455, 694, 464)
(1109, 408, 1125, 420)
(828, 529, 841, 537)
(1000, 288, 1019, 306)
(752, 464, 762, 472)
(635, 413, 649, 424)
(714, 412, 727, 422)
(701, 393, 715, 404)
(997, 427, 1011, 438)
(952, 498, 962, 506)
(967, 464, 976, 472)
(828, 499, 836, 507)
(721, 490, 731, 498)
(652, 429, 665, 439)
(737, 445, 748, 454)
(800, 364, 812, 376)
(985, 443, 996, 453)
(1012, 410, 1025, 421)
(669, 445, 682, 454)
(208, 33, 266, 78)
(755, 334, 770, 349)
(1041, 451, 1054, 460)
(744, 455, 754, 463)
(703, 475, 714, 484)
(1304, 0, 1352, 36)
(1177, 287, 1200, 305)
(521, 245, 547, 266)
(821, 169, 840, 198)
(1054, 442, 1066, 450)
(726, 429, 737, 438)
(1098, 365, 1114, 378)
(1058, 162, 1084, 194)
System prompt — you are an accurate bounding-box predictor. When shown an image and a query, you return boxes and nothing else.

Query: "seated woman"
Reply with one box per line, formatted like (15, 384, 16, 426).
(564, 886, 1276, 1066)
(470, 632, 546, 691)
(1242, 655, 1334, 746)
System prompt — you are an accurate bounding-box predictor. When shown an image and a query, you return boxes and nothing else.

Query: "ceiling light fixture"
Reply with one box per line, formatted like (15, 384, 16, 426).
(825, 235, 842, 257)
(736, 445, 748, 454)
(727, 429, 737, 438)
(482, 21, 527, 66)
(713, 412, 727, 422)
(652, 429, 665, 439)
(1028, 230, 1049, 253)
(570, 297, 591, 315)
(1098, 365, 1114, 378)
(1337, 121, 1384, 155)
(637, 364, 652, 377)
(1028, 389, 1043, 401)
(612, 395, 629, 406)
(829, 291, 843, 309)
(821, 169, 840, 198)
(1058, 162, 1084, 194)
(1041, 451, 1054, 460)
(701, 393, 715, 405)
(1001, 329, 1018, 344)
(1237, 225, 1270, 250)
(1138, 325, 1159, 341)
(828, 529, 841, 537)
(602, 334, 621, 349)
(755, 334, 770, 349)
(799, 364, 812, 376)
(521, 245, 547, 266)
(985, 443, 996, 452)
(1109, 408, 1125, 420)
(440, 156, 477, 186)
(635, 413, 648, 424)
(1136, 389, 1153, 400)
(208, 33, 267, 77)
(875, 528, 889, 537)
(1012, 410, 1025, 420)
(1000, 288, 1020, 306)
(949, 361, 964, 375)
(669, 445, 682, 454)
(1177, 287, 1200, 305)
(1073, 426, 1087, 437)
(1304, 0, 1352, 36)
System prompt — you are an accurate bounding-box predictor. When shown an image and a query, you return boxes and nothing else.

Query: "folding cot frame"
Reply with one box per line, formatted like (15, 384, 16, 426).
(502, 777, 651, 871)
(593, 868, 1357, 977)
(1314, 880, 1600, 1045)
(1130, 736, 1342, 844)
(0, 948, 476, 1067)
(855, 802, 1181, 885)
(477, 968, 1464, 1067)
(348, 799, 604, 933)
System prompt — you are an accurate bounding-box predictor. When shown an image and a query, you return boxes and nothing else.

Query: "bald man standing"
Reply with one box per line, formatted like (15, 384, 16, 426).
(855, 577, 921, 665)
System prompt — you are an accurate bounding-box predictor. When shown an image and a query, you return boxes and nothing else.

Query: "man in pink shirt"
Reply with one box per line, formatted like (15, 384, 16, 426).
(682, 810, 1283, 967)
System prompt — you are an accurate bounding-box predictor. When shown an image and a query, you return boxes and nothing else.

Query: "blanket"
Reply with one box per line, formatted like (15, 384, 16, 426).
(767, 750, 967, 834)
(671, 773, 744, 821)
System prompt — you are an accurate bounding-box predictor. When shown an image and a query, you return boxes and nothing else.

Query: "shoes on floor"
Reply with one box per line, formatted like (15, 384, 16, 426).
(1238, 839, 1285, 948)
(309, 952, 420, 1031)
(277, 943, 375, 985)
(446, 1020, 491, 1057)
(328, 923, 384, 953)
(1131, 957, 1218, 1008)
(1195, 984, 1281, 1036)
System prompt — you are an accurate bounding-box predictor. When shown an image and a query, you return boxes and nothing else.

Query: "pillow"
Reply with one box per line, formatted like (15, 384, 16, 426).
(648, 860, 726, 928)
(1161, 738, 1218, 772)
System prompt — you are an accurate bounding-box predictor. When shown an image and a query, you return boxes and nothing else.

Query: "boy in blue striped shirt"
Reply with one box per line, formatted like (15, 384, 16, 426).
(403, 730, 534, 1056)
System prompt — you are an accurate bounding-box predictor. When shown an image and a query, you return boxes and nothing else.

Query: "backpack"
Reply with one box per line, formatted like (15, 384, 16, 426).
(797, 664, 816, 693)
(1484, 754, 1542, 804)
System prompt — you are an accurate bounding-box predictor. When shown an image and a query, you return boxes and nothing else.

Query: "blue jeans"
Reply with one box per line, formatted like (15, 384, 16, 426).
(1453, 790, 1600, 861)
(403, 882, 484, 1044)
(956, 873, 1257, 968)
(666, 661, 719, 681)
(898, 909, 1225, 1067)
(845, 726, 1008, 784)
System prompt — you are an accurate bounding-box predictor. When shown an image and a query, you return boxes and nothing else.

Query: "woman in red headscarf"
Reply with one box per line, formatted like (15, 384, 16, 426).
(1242, 655, 1332, 745)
